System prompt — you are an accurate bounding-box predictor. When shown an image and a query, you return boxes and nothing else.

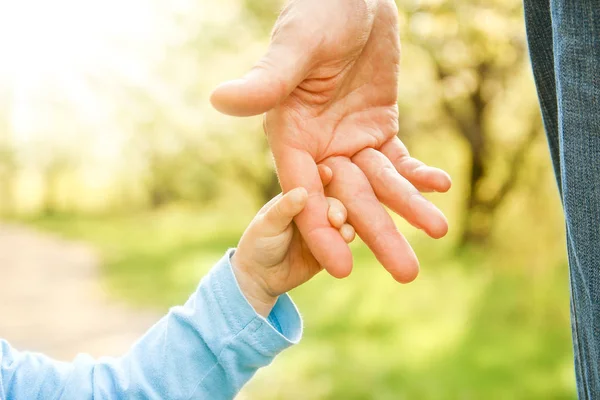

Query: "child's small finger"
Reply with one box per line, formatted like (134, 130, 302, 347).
(340, 224, 356, 243)
(262, 187, 308, 234)
(326, 197, 347, 229)
(318, 164, 333, 187)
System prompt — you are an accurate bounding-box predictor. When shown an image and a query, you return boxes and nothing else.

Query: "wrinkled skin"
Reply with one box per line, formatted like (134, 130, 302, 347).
(211, 0, 451, 283)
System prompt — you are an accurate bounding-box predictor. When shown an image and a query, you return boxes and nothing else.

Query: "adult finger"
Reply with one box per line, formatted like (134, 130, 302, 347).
(380, 136, 452, 193)
(326, 197, 347, 229)
(353, 148, 449, 239)
(273, 147, 353, 278)
(323, 156, 419, 283)
(260, 188, 307, 236)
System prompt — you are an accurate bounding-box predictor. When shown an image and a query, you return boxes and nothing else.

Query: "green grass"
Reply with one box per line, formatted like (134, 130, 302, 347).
(22, 208, 576, 400)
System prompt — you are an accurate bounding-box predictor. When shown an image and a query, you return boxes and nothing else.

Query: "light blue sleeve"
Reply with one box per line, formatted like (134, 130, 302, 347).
(0, 250, 302, 400)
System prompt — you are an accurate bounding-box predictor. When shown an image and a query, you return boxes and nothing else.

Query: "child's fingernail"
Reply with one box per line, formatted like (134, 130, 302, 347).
(333, 211, 344, 224)
(290, 188, 307, 204)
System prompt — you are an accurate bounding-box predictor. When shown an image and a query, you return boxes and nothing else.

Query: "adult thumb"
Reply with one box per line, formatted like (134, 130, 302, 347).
(210, 38, 313, 117)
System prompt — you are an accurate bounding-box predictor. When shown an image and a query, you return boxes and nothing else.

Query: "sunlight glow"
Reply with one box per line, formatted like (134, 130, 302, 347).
(0, 0, 157, 78)
(0, 0, 165, 144)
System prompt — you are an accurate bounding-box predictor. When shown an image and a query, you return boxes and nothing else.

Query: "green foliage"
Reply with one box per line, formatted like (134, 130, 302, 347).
(393, 0, 544, 244)
(25, 200, 574, 399)
(241, 0, 281, 34)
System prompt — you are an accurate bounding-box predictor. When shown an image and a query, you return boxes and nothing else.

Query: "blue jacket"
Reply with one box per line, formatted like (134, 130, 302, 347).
(0, 250, 302, 399)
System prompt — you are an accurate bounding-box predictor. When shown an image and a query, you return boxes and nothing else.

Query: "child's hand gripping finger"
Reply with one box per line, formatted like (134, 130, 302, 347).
(232, 187, 355, 317)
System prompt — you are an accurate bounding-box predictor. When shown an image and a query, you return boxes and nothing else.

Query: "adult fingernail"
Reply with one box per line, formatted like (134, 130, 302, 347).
(410, 194, 447, 236)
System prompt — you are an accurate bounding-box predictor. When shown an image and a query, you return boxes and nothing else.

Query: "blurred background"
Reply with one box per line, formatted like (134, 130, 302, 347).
(0, 0, 574, 399)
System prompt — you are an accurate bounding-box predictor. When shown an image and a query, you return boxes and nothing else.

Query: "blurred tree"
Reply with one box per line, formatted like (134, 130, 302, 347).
(210, 129, 280, 205)
(114, 1, 278, 210)
(142, 144, 220, 208)
(0, 80, 16, 215)
(128, 0, 546, 245)
(399, 0, 543, 245)
(27, 95, 85, 215)
(138, 118, 186, 209)
(39, 150, 74, 215)
(193, 0, 546, 242)
(123, 92, 220, 209)
(12, 0, 547, 243)
(0, 145, 16, 215)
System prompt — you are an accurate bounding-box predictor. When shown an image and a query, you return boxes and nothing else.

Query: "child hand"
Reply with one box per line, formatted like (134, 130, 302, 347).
(231, 187, 355, 317)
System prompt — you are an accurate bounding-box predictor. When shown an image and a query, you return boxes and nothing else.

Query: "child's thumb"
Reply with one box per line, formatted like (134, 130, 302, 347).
(261, 188, 308, 235)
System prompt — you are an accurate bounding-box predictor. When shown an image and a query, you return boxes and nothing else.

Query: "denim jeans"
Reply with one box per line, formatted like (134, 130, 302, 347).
(524, 1, 600, 398)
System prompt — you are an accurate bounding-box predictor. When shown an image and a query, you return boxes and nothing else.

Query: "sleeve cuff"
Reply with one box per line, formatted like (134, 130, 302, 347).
(207, 249, 302, 356)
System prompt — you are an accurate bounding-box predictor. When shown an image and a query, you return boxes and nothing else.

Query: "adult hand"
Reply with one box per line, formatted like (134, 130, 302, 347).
(211, 0, 451, 282)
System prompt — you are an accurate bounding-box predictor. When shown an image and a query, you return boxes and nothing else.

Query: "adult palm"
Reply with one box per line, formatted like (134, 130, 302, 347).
(211, 0, 451, 282)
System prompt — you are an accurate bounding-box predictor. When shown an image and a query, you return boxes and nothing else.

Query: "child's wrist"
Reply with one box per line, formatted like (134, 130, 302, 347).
(231, 252, 278, 318)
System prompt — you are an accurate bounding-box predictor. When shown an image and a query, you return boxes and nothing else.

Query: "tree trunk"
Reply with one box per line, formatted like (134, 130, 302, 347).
(459, 137, 490, 247)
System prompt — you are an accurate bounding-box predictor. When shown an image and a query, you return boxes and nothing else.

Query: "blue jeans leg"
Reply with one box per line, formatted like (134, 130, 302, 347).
(525, 0, 600, 398)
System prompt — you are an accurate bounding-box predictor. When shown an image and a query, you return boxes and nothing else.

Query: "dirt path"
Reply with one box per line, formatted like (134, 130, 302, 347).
(0, 224, 159, 361)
